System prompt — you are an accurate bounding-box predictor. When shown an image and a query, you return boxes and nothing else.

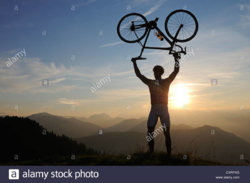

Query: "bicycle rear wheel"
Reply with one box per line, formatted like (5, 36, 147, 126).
(117, 13, 148, 43)
(165, 9, 198, 42)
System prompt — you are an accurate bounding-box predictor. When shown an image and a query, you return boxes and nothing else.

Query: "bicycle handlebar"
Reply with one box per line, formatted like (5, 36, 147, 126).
(170, 45, 186, 55)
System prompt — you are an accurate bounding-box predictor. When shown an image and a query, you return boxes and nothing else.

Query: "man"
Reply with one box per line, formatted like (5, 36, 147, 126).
(131, 53, 180, 156)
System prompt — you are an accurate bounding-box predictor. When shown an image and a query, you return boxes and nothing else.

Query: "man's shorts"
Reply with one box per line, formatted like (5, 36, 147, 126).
(147, 104, 170, 129)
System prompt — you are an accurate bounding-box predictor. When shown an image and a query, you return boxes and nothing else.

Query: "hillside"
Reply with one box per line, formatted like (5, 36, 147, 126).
(77, 132, 146, 154)
(169, 109, 250, 142)
(28, 113, 101, 138)
(130, 121, 193, 132)
(77, 125, 250, 164)
(0, 116, 95, 164)
(105, 118, 145, 132)
(172, 125, 250, 164)
(65, 152, 223, 165)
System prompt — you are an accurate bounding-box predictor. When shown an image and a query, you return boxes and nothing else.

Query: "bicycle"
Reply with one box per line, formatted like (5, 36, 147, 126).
(117, 9, 198, 60)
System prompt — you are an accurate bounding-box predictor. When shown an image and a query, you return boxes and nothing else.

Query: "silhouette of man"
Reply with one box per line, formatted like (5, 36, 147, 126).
(131, 53, 180, 156)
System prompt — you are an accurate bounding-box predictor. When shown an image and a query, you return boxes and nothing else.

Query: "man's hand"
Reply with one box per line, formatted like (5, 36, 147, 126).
(173, 52, 180, 68)
(131, 57, 137, 63)
(131, 56, 150, 85)
(173, 52, 181, 61)
(131, 57, 146, 62)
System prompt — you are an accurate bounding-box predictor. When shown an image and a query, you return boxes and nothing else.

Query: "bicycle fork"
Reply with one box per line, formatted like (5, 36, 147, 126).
(169, 24, 183, 54)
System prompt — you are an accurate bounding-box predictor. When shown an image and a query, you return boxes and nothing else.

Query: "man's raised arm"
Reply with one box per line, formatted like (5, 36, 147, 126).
(168, 53, 180, 83)
(131, 58, 150, 85)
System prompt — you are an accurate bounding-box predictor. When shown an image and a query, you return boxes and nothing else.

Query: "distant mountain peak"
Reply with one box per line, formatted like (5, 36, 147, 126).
(198, 125, 220, 130)
(28, 112, 101, 138)
(89, 113, 111, 119)
(28, 112, 54, 117)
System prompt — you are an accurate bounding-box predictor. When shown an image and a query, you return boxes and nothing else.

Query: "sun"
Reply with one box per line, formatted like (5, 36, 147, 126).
(170, 84, 190, 108)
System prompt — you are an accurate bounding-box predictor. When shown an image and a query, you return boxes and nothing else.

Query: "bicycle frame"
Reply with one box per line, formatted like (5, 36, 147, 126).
(134, 19, 185, 58)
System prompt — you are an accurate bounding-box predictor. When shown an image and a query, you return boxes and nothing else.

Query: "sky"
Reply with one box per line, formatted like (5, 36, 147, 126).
(0, 0, 250, 118)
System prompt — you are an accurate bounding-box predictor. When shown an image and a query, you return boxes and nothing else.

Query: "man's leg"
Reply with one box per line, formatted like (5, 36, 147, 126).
(147, 106, 158, 153)
(159, 106, 171, 156)
(164, 127, 172, 156)
(147, 127, 155, 153)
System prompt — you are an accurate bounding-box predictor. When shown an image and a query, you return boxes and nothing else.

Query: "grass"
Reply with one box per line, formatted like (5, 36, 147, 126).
(63, 152, 223, 165)
(3, 152, 225, 165)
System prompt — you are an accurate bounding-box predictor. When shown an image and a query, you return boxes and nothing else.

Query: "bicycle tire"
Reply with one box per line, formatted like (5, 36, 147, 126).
(117, 13, 148, 43)
(165, 9, 198, 42)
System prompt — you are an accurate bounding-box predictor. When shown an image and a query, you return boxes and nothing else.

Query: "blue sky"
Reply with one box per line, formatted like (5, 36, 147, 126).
(0, 0, 250, 117)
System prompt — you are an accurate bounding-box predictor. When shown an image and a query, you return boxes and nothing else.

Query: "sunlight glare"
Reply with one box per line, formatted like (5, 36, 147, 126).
(170, 84, 190, 108)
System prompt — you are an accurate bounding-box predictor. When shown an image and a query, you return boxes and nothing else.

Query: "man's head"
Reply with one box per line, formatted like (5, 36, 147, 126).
(153, 65, 164, 80)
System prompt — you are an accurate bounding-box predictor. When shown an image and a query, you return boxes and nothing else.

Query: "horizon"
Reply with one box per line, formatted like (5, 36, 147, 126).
(1, 108, 250, 119)
(0, 0, 250, 118)
(3, 110, 250, 147)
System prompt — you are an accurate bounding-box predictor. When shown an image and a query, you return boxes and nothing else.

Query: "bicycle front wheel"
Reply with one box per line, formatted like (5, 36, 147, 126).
(165, 9, 198, 42)
(117, 13, 148, 43)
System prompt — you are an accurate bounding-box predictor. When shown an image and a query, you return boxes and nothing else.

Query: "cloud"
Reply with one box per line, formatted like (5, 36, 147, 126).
(0, 55, 131, 94)
(58, 98, 79, 105)
(111, 70, 133, 76)
(240, 14, 250, 28)
(238, 4, 250, 11)
(207, 72, 240, 79)
(49, 77, 66, 85)
(178, 83, 210, 87)
(143, 0, 166, 17)
(132, 0, 151, 3)
(100, 41, 123, 48)
(237, 4, 250, 28)
(72, 0, 96, 8)
(0, 57, 76, 93)
(71, 88, 148, 104)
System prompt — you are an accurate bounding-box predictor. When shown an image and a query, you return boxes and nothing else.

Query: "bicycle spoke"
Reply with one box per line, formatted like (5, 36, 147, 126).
(118, 13, 148, 42)
(182, 27, 190, 38)
(182, 12, 189, 24)
(165, 10, 198, 42)
(180, 12, 185, 24)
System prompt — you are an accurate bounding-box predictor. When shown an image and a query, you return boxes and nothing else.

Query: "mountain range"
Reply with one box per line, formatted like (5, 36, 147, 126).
(1, 115, 227, 165)
(28, 113, 101, 138)
(78, 113, 125, 128)
(25, 111, 250, 164)
(77, 125, 250, 164)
